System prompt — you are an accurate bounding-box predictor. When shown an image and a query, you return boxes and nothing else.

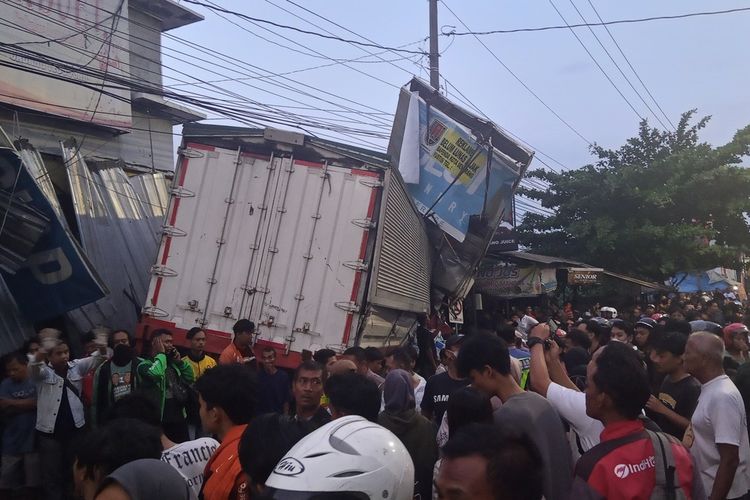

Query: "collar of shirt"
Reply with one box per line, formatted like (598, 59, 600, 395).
(599, 419, 645, 442)
(701, 373, 729, 389)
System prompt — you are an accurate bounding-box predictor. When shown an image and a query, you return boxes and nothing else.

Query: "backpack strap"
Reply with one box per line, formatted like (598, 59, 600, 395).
(575, 430, 649, 481)
(646, 430, 686, 500)
(63, 376, 82, 401)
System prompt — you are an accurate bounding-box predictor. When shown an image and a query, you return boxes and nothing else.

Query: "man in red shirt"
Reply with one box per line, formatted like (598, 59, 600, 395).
(219, 320, 255, 366)
(572, 341, 704, 500)
(196, 364, 256, 500)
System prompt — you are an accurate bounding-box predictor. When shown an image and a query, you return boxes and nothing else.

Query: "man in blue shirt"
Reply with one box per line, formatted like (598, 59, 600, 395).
(0, 351, 39, 498)
(257, 347, 291, 414)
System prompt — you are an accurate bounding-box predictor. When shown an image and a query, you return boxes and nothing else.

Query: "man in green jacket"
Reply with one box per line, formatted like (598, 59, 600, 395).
(137, 328, 194, 443)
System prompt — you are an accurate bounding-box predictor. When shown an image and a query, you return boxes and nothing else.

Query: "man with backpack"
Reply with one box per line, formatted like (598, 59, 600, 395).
(571, 341, 704, 499)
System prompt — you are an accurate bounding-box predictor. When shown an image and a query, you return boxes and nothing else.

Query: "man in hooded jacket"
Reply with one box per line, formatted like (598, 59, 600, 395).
(378, 369, 438, 499)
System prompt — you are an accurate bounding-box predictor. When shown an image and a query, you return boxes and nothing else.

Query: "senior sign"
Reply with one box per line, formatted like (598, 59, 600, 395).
(567, 268, 603, 285)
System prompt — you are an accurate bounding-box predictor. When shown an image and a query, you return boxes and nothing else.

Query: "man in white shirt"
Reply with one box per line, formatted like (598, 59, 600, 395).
(684, 332, 750, 500)
(109, 393, 219, 498)
(528, 323, 603, 453)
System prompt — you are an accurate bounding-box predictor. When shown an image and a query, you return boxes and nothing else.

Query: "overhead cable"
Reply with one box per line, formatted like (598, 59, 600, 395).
(584, 0, 676, 130)
(442, 6, 750, 36)
(440, 0, 593, 147)
(179, 0, 428, 55)
(547, 0, 645, 122)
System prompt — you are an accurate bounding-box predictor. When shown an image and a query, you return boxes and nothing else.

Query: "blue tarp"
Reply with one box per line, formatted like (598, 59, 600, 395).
(670, 271, 738, 292)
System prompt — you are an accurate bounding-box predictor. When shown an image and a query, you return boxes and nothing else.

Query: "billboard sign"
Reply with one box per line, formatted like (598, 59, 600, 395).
(0, 0, 132, 129)
(397, 92, 522, 242)
(474, 263, 557, 298)
(0, 148, 106, 321)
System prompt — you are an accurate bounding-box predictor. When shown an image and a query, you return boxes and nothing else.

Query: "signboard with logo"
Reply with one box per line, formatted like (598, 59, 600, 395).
(0, 0, 132, 129)
(474, 263, 557, 298)
(0, 149, 106, 321)
(567, 268, 603, 285)
(486, 227, 519, 256)
(395, 91, 522, 242)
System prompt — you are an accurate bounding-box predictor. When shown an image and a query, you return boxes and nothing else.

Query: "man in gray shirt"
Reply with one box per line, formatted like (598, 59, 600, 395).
(456, 333, 573, 500)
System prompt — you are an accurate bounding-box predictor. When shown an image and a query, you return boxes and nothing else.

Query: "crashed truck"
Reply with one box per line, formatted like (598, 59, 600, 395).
(135, 79, 533, 368)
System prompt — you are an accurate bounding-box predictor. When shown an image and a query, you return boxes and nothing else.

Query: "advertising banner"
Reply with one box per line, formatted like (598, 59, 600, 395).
(398, 92, 522, 242)
(0, 0, 132, 129)
(0, 149, 106, 321)
(474, 263, 557, 298)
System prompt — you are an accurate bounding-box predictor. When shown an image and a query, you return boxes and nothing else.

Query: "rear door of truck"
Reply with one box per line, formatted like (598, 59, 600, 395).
(142, 142, 381, 364)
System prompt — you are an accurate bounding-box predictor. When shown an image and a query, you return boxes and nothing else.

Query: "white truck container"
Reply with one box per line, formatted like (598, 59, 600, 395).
(137, 125, 431, 368)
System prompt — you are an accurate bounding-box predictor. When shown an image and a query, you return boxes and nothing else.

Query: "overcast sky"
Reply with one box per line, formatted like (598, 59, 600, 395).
(165, 0, 750, 178)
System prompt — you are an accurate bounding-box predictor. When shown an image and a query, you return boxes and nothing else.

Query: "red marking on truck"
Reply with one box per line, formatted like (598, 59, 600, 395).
(150, 152, 192, 307)
(342, 178, 379, 345)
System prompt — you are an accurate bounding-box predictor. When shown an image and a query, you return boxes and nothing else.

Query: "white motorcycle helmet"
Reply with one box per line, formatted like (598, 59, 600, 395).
(265, 415, 415, 500)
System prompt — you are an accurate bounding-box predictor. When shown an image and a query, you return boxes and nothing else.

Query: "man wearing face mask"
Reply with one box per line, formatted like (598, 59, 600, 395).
(91, 330, 143, 427)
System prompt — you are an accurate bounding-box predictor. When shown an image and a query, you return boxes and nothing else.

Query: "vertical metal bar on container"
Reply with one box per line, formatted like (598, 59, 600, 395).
(201, 147, 242, 327)
(257, 155, 294, 318)
(239, 152, 275, 318)
(287, 161, 329, 354)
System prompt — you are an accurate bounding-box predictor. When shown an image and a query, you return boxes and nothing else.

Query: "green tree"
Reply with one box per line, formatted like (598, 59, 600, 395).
(517, 112, 750, 282)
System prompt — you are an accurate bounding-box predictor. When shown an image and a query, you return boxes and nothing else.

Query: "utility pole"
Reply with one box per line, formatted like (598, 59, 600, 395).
(429, 0, 440, 90)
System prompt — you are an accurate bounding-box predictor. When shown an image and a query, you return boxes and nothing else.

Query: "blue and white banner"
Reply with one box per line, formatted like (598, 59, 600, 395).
(0, 148, 106, 321)
(398, 93, 522, 241)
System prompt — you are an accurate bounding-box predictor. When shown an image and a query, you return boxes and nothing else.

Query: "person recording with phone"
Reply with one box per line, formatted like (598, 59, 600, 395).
(137, 328, 195, 443)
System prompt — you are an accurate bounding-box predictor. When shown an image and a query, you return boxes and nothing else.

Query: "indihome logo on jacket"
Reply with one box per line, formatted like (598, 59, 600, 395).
(613, 456, 656, 478)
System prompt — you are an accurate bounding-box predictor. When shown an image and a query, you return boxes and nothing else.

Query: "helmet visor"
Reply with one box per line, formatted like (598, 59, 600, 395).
(268, 489, 368, 500)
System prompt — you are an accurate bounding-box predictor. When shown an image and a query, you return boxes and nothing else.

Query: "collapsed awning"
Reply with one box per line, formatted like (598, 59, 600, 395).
(479, 251, 669, 295)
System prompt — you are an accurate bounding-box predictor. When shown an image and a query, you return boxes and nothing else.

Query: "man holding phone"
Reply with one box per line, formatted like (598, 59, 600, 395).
(137, 328, 194, 443)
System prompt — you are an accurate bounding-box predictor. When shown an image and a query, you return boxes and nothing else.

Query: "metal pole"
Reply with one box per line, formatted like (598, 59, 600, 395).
(429, 0, 440, 90)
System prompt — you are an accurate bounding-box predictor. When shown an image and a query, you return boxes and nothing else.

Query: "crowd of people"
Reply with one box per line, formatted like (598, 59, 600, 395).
(0, 290, 748, 499)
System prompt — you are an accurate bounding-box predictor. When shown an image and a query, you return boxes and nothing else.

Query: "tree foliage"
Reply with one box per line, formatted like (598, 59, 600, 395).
(517, 112, 750, 282)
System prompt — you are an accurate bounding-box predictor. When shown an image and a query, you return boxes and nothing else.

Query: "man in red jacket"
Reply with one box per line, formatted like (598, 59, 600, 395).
(572, 341, 704, 500)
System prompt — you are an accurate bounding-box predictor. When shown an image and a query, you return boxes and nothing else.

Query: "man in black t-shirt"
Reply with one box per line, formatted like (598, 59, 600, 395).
(420, 335, 469, 425)
(257, 347, 291, 414)
(645, 331, 701, 439)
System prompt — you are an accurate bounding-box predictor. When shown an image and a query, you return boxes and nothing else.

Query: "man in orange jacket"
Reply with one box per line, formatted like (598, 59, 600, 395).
(196, 364, 256, 500)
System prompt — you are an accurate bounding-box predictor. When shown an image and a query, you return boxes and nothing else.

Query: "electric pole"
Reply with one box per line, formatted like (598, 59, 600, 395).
(429, 0, 440, 90)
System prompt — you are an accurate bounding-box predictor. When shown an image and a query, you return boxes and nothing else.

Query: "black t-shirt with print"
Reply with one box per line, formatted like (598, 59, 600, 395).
(420, 371, 469, 425)
(649, 374, 701, 438)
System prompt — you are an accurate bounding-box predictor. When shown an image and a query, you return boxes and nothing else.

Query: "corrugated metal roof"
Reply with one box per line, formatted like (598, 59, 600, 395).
(181, 123, 392, 168)
(498, 251, 667, 290)
(501, 251, 590, 267)
(0, 275, 33, 355)
(62, 143, 164, 334)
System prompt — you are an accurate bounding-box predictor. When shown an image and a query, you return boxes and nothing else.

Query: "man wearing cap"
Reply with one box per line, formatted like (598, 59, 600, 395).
(420, 335, 469, 426)
(634, 317, 664, 392)
(723, 323, 749, 377)
(219, 319, 256, 366)
(634, 318, 657, 352)
(645, 332, 701, 439)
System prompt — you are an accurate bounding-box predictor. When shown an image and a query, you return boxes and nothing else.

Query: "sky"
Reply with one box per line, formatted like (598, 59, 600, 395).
(163, 0, 750, 215)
